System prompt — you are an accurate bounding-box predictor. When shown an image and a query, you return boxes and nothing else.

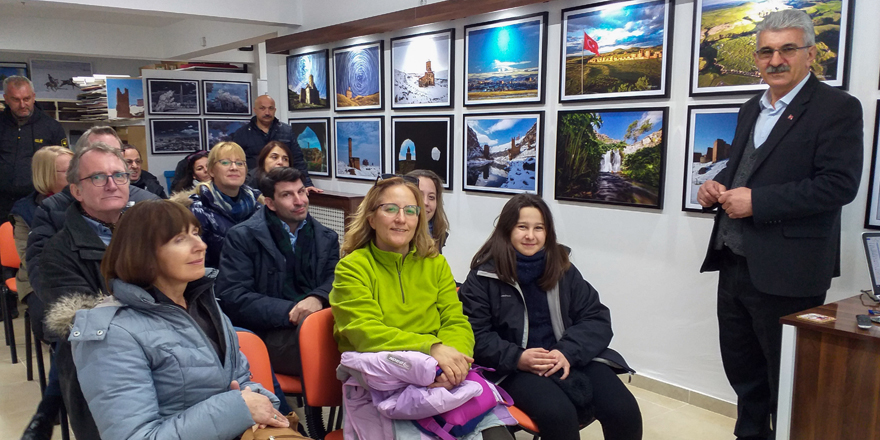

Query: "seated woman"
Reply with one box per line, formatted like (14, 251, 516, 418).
(244, 140, 290, 188)
(329, 176, 512, 439)
(459, 194, 642, 440)
(68, 200, 287, 440)
(12, 145, 73, 440)
(173, 142, 262, 268)
(171, 150, 211, 194)
(406, 169, 449, 252)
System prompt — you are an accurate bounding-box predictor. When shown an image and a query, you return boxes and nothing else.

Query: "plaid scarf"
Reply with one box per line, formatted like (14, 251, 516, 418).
(204, 182, 258, 223)
(265, 209, 316, 303)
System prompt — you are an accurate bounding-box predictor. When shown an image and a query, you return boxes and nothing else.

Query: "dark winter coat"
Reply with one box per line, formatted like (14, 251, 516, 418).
(131, 169, 168, 199)
(231, 117, 314, 187)
(459, 261, 627, 382)
(0, 105, 67, 207)
(215, 209, 339, 332)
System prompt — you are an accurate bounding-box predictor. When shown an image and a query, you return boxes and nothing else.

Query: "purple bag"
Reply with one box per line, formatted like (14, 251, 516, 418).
(415, 367, 514, 440)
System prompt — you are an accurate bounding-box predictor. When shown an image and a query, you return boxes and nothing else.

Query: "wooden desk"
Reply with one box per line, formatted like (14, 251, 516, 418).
(777, 294, 880, 440)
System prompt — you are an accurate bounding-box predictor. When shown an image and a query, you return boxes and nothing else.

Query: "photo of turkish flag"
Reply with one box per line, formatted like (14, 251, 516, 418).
(583, 32, 599, 55)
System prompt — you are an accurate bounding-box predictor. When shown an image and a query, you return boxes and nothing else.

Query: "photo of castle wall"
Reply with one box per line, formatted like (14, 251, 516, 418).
(106, 77, 144, 119)
(682, 106, 738, 211)
(335, 117, 383, 180)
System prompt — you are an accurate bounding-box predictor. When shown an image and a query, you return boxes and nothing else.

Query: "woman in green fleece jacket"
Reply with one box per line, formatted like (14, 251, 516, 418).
(329, 175, 474, 389)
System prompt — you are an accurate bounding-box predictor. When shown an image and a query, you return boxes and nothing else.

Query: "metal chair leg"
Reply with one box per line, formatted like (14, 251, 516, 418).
(35, 337, 47, 393)
(25, 309, 32, 380)
(1, 287, 17, 363)
(60, 404, 70, 440)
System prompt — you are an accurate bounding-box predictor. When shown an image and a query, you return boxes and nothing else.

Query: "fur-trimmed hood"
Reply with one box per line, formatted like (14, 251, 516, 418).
(44, 293, 108, 338)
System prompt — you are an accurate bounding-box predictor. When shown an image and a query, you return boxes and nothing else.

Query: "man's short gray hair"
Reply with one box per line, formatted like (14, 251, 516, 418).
(3, 75, 34, 94)
(75, 126, 123, 151)
(67, 142, 127, 185)
(755, 9, 815, 47)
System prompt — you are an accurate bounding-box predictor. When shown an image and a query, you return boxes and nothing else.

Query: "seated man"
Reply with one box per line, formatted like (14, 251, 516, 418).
(216, 167, 339, 375)
(40, 142, 132, 440)
(123, 144, 167, 199)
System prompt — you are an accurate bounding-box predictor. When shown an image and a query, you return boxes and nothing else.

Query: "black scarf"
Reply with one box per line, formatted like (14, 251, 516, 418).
(265, 210, 316, 303)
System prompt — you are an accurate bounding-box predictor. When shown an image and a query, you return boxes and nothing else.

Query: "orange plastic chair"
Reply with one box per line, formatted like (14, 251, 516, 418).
(236, 331, 275, 391)
(1, 221, 20, 363)
(297, 308, 343, 440)
(509, 403, 595, 440)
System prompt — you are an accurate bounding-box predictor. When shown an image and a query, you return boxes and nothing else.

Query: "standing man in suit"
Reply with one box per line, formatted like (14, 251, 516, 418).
(698, 9, 863, 440)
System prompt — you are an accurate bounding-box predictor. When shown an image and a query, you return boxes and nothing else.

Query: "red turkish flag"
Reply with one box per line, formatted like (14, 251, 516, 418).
(583, 32, 599, 55)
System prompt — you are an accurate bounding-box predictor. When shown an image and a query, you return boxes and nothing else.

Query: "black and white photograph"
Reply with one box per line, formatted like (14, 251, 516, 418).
(391, 29, 454, 109)
(205, 119, 249, 150)
(203, 80, 251, 116)
(391, 116, 453, 188)
(147, 79, 200, 115)
(151, 119, 203, 154)
(29, 59, 92, 100)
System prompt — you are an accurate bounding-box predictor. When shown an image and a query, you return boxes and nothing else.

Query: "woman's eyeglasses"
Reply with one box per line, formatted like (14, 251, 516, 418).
(218, 159, 245, 168)
(375, 203, 420, 218)
(376, 173, 419, 185)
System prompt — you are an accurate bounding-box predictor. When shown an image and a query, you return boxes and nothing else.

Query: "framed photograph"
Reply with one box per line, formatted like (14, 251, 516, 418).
(334, 116, 384, 180)
(205, 119, 249, 150)
(682, 105, 740, 212)
(0, 62, 29, 82)
(150, 119, 203, 154)
(391, 29, 454, 109)
(287, 49, 330, 111)
(333, 41, 384, 112)
(555, 107, 666, 209)
(105, 77, 144, 119)
(560, 0, 673, 102)
(463, 112, 543, 195)
(391, 116, 453, 189)
(146, 79, 200, 115)
(690, 0, 854, 96)
(202, 80, 251, 116)
(29, 59, 92, 100)
(864, 101, 880, 229)
(289, 118, 332, 177)
(464, 12, 547, 106)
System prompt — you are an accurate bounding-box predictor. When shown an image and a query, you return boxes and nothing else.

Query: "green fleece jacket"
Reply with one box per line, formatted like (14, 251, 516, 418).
(330, 241, 474, 357)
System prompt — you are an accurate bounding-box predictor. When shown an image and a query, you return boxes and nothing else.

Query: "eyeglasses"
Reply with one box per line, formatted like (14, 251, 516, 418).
(79, 172, 130, 187)
(754, 44, 811, 60)
(125, 159, 142, 166)
(218, 159, 245, 168)
(375, 203, 420, 218)
(376, 173, 419, 185)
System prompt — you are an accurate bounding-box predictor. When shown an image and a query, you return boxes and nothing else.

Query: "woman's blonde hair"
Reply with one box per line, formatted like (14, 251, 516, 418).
(406, 169, 449, 248)
(342, 177, 437, 258)
(207, 142, 247, 172)
(31, 146, 74, 195)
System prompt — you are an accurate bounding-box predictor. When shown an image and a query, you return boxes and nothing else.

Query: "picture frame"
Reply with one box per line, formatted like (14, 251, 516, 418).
(147, 79, 200, 115)
(682, 104, 741, 212)
(560, 0, 673, 103)
(464, 12, 548, 107)
(333, 41, 384, 112)
(463, 112, 543, 195)
(105, 77, 144, 119)
(29, 59, 92, 100)
(287, 49, 330, 111)
(555, 107, 667, 209)
(391, 116, 453, 189)
(0, 62, 29, 83)
(864, 101, 880, 229)
(205, 119, 249, 150)
(334, 116, 384, 180)
(689, 0, 854, 96)
(289, 118, 332, 178)
(390, 29, 455, 109)
(202, 80, 251, 116)
(150, 119, 203, 154)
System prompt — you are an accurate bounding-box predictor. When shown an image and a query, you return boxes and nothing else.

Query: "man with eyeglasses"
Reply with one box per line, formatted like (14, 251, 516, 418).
(37, 142, 133, 440)
(123, 144, 167, 199)
(697, 9, 863, 440)
(216, 166, 338, 378)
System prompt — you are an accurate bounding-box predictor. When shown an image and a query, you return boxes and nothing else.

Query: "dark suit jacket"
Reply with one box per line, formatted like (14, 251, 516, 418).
(700, 74, 863, 297)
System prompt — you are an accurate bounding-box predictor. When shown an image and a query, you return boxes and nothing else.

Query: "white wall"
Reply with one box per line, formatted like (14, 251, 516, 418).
(264, 0, 880, 404)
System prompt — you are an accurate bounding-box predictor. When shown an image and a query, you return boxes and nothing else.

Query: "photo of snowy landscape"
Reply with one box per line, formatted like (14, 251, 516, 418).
(335, 118, 383, 180)
(464, 113, 542, 194)
(391, 30, 453, 108)
(683, 106, 738, 211)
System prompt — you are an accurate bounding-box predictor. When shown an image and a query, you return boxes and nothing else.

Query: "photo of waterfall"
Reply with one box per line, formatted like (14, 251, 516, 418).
(555, 107, 667, 208)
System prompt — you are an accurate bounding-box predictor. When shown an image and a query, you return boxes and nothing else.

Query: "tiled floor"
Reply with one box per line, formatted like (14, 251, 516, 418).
(0, 311, 735, 439)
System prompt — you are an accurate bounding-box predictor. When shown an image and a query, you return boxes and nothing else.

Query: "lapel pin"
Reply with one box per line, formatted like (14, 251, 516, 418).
(787, 114, 793, 121)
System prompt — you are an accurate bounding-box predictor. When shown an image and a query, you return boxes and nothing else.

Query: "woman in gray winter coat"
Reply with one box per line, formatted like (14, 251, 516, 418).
(67, 200, 288, 440)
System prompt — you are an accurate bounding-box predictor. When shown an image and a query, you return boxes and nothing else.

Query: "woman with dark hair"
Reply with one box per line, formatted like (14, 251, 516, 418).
(245, 140, 291, 188)
(459, 194, 642, 440)
(406, 169, 449, 251)
(67, 200, 288, 440)
(171, 150, 211, 194)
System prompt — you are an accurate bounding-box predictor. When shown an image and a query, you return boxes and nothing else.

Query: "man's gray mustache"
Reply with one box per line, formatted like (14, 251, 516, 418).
(766, 64, 791, 74)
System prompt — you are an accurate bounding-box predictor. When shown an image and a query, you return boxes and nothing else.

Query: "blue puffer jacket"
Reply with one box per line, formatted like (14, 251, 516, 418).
(68, 276, 278, 440)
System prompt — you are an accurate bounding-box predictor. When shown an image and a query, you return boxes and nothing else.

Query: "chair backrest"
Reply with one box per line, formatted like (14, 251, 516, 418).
(298, 308, 342, 407)
(0, 222, 20, 270)
(236, 331, 275, 392)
